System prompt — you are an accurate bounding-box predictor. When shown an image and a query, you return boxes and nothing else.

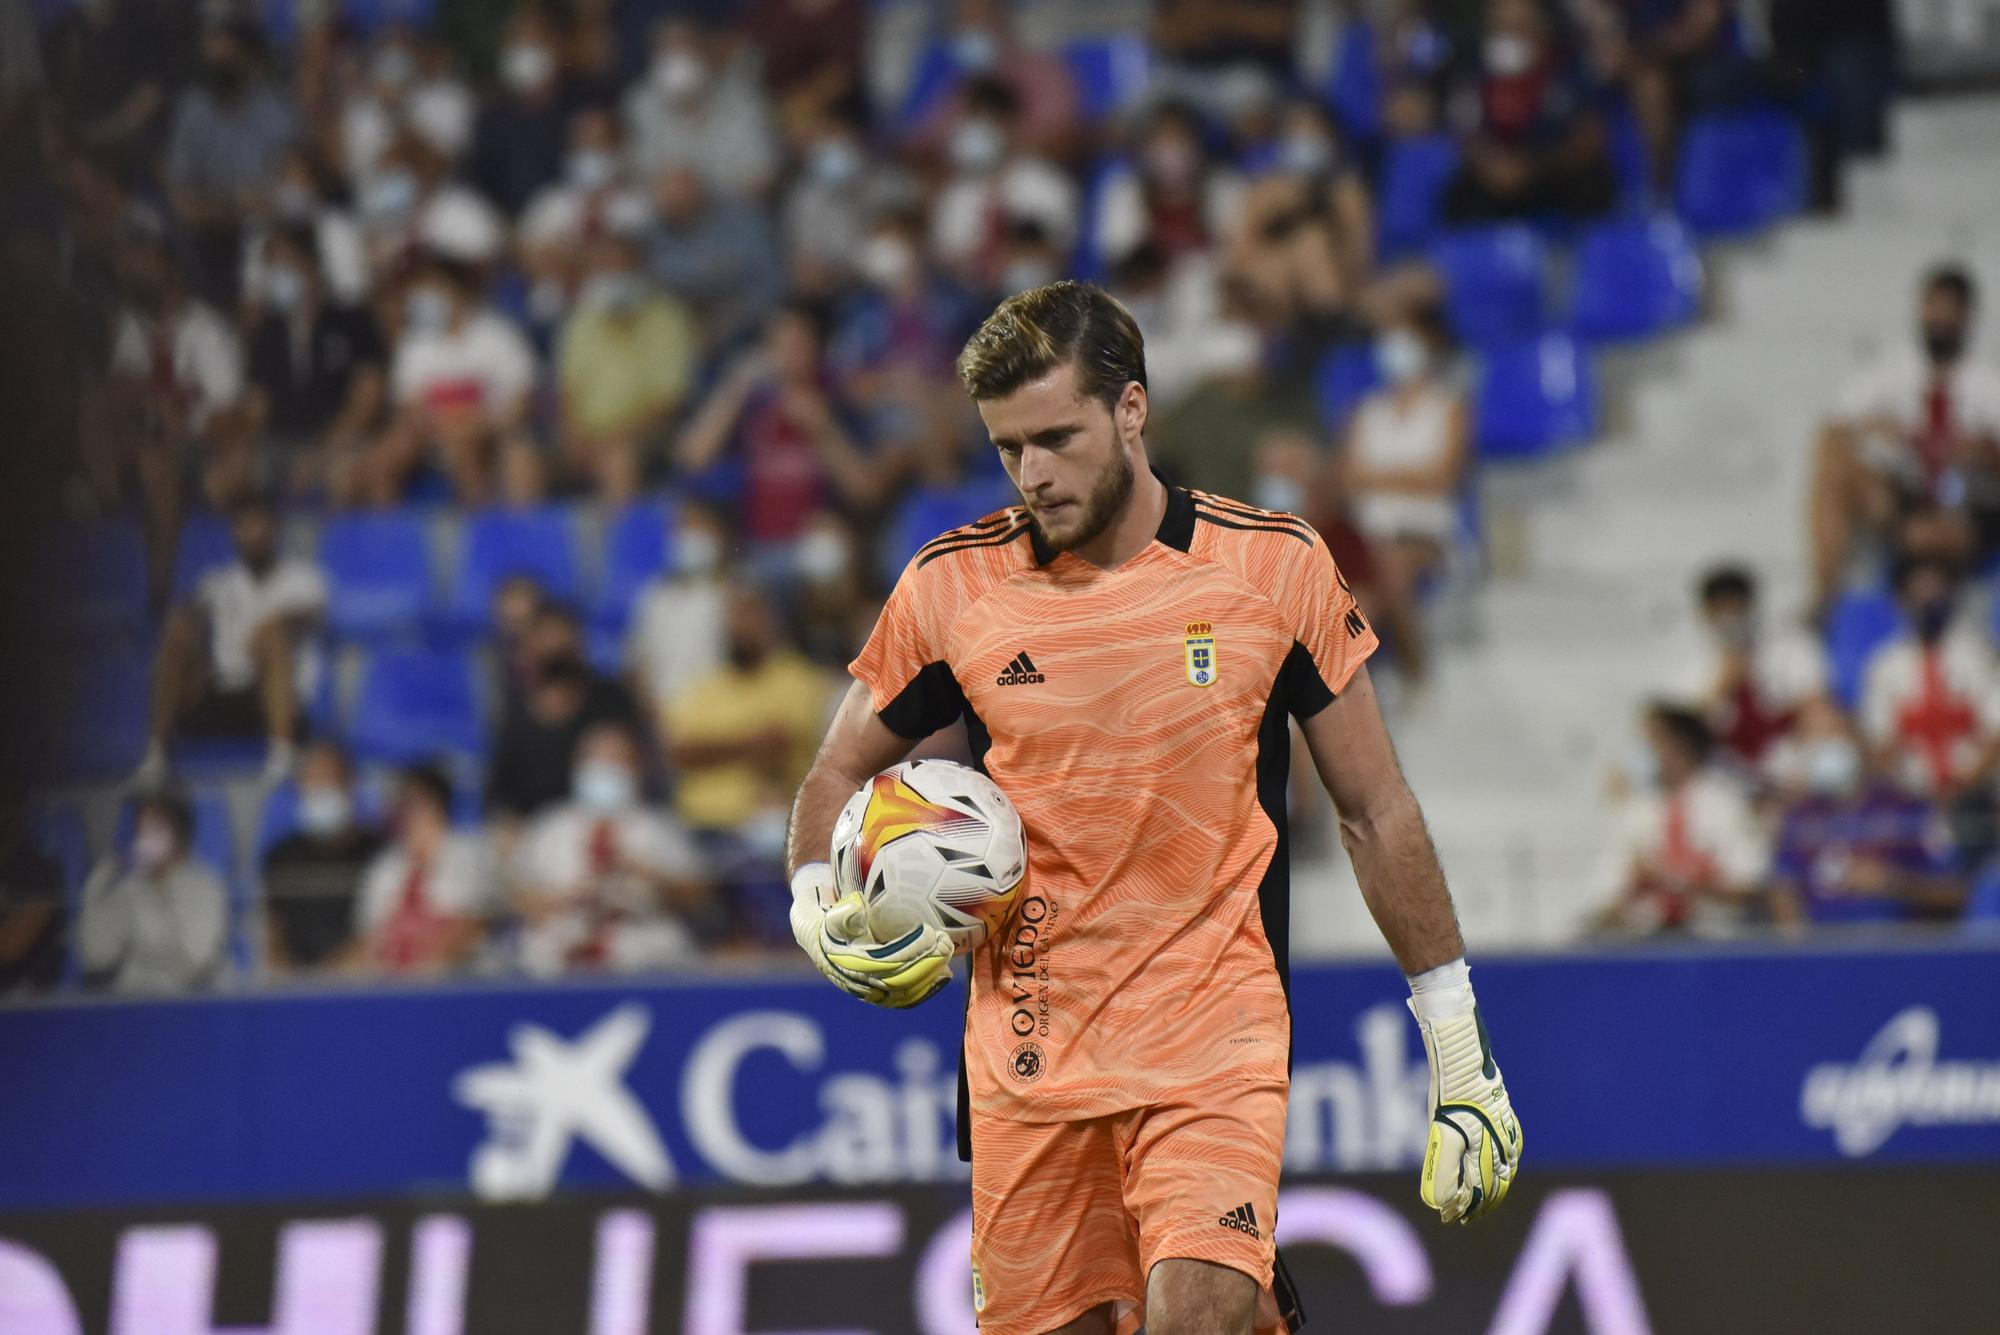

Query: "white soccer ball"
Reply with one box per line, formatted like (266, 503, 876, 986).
(830, 759, 1028, 955)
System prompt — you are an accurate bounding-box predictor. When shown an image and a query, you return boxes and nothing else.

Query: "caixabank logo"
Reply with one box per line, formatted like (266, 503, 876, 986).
(1800, 1007, 2000, 1157)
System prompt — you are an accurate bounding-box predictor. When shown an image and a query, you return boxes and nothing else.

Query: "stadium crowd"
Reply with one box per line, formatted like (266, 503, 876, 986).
(0, 0, 1911, 994)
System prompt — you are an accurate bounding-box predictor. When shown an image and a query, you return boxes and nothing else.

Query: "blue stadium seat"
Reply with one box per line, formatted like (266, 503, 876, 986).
(1430, 225, 1550, 347)
(1569, 215, 1703, 342)
(1476, 333, 1599, 460)
(30, 801, 89, 893)
(45, 521, 148, 640)
(595, 501, 675, 630)
(880, 477, 1019, 585)
(1967, 861, 2000, 927)
(171, 512, 238, 598)
(348, 647, 486, 765)
(1675, 109, 1807, 236)
(1326, 22, 1382, 143)
(46, 654, 150, 782)
(320, 511, 435, 642)
(1314, 342, 1383, 433)
(893, 40, 960, 136)
(1605, 101, 1653, 214)
(1824, 589, 1903, 711)
(447, 506, 582, 632)
(1063, 34, 1152, 123)
(1377, 134, 1461, 258)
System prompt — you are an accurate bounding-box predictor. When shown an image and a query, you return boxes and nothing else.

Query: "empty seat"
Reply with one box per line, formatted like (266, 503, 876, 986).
(1476, 333, 1599, 461)
(1314, 342, 1384, 433)
(320, 510, 435, 641)
(1326, 21, 1382, 143)
(1063, 34, 1152, 123)
(45, 653, 150, 782)
(1430, 225, 1549, 347)
(1675, 109, 1807, 236)
(1570, 215, 1703, 342)
(447, 506, 581, 631)
(1376, 134, 1460, 258)
(44, 521, 148, 639)
(594, 501, 674, 630)
(348, 647, 486, 765)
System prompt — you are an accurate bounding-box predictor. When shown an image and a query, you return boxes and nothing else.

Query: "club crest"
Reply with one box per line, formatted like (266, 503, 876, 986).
(1184, 620, 1218, 687)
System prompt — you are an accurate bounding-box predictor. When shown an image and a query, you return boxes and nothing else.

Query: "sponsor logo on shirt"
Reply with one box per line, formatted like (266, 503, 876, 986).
(995, 651, 1045, 686)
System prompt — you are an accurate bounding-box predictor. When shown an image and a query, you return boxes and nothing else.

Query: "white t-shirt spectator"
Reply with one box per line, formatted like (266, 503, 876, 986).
(1859, 626, 2000, 795)
(1833, 345, 2000, 483)
(392, 310, 536, 422)
(355, 834, 495, 964)
(77, 858, 229, 994)
(623, 56, 779, 200)
(931, 159, 1079, 272)
(112, 302, 245, 433)
(1092, 165, 1245, 269)
(1348, 381, 1466, 546)
(195, 558, 327, 693)
(1595, 770, 1770, 932)
(512, 802, 704, 976)
(624, 576, 727, 714)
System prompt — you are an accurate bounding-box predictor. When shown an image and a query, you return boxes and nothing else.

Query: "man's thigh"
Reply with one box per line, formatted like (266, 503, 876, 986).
(969, 1113, 1143, 1335)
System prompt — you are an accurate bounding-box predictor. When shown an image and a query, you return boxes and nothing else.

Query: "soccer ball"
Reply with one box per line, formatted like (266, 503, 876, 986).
(831, 759, 1028, 955)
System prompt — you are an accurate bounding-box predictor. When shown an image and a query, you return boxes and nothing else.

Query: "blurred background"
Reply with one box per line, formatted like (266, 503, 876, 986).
(0, 0, 1998, 1331)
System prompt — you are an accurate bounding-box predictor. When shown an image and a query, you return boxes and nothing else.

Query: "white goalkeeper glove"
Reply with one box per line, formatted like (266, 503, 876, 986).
(789, 863, 954, 1009)
(1408, 960, 1522, 1225)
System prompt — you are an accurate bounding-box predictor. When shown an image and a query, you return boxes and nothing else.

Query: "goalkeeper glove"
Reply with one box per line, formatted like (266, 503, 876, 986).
(789, 862, 954, 1008)
(1408, 960, 1522, 1225)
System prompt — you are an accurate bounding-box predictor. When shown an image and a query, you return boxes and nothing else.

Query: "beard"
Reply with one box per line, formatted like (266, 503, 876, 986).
(1031, 445, 1136, 554)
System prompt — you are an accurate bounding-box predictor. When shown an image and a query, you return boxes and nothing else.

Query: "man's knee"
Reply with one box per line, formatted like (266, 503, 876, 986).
(1145, 1258, 1257, 1335)
(248, 618, 293, 670)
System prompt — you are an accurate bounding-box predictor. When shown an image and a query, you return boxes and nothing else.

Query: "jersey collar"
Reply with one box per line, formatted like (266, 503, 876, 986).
(1027, 467, 1195, 565)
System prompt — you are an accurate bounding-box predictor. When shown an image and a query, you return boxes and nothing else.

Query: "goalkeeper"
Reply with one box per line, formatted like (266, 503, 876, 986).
(787, 281, 1520, 1335)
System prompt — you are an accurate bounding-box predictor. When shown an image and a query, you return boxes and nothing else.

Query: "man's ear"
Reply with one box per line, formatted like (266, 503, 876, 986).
(1119, 381, 1148, 448)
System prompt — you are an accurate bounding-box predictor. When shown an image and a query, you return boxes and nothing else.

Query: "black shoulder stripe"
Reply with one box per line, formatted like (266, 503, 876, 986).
(1192, 507, 1315, 545)
(1194, 495, 1316, 536)
(915, 522, 1032, 567)
(914, 510, 1023, 555)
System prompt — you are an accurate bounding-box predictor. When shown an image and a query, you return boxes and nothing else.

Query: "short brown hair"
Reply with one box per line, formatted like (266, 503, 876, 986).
(955, 280, 1147, 411)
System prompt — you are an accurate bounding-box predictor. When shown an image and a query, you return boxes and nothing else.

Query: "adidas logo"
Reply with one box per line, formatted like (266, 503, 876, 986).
(1217, 1202, 1261, 1239)
(995, 651, 1045, 686)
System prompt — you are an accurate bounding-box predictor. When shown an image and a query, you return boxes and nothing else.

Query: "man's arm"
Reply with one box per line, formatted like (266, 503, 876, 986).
(784, 680, 915, 878)
(1297, 665, 1463, 973)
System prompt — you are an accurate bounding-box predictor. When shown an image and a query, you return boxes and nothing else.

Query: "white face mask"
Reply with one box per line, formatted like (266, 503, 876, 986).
(1620, 742, 1661, 792)
(1484, 33, 1536, 77)
(405, 286, 453, 334)
(811, 139, 862, 187)
(858, 234, 916, 289)
(263, 265, 308, 314)
(567, 148, 618, 191)
(575, 761, 636, 812)
(132, 821, 175, 872)
(1377, 328, 1430, 384)
(675, 528, 722, 575)
(1805, 738, 1862, 796)
(581, 271, 648, 314)
(795, 527, 850, 584)
(501, 42, 557, 93)
(651, 50, 706, 101)
(1252, 474, 1306, 516)
(1279, 132, 1333, 178)
(949, 118, 1005, 173)
(1001, 258, 1056, 294)
(952, 27, 999, 71)
(364, 169, 418, 219)
(298, 787, 352, 836)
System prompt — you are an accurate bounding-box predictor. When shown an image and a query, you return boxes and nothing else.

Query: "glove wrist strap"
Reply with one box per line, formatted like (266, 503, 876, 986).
(1407, 956, 1474, 1022)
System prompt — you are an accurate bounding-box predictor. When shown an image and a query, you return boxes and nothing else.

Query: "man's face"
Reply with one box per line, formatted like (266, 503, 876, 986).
(232, 510, 277, 572)
(725, 590, 775, 667)
(1920, 287, 1970, 363)
(978, 363, 1143, 553)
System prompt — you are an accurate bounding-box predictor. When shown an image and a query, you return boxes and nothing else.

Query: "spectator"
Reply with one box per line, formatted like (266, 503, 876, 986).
(491, 574, 551, 706)
(744, 0, 867, 136)
(1223, 98, 1376, 334)
(1376, 1, 1459, 140)
(906, 0, 1081, 163)
(829, 208, 974, 445)
(354, 133, 502, 281)
(1153, 0, 1301, 113)
(1573, 0, 1740, 191)
(1095, 100, 1246, 271)
(516, 105, 650, 326)
(1858, 556, 2000, 800)
(1443, 0, 1617, 224)
(346, 765, 491, 977)
(42, 0, 182, 177)
(1591, 704, 1769, 935)
(511, 722, 709, 976)
(0, 794, 68, 996)
(661, 582, 833, 837)
(1807, 266, 2000, 614)
(625, 504, 731, 723)
(487, 636, 639, 826)
(164, 16, 300, 304)
(370, 252, 540, 507)
(793, 512, 868, 667)
(556, 232, 699, 505)
(644, 165, 785, 349)
(467, 8, 578, 215)
(243, 225, 388, 504)
(77, 790, 228, 993)
(780, 108, 918, 293)
(138, 496, 326, 786)
(1147, 313, 1313, 503)
(1106, 244, 1234, 414)
(928, 77, 1078, 293)
(262, 740, 384, 973)
(1769, 699, 1963, 926)
(1338, 305, 1471, 683)
(1666, 565, 1829, 779)
(678, 302, 881, 550)
(243, 147, 370, 306)
(624, 16, 779, 201)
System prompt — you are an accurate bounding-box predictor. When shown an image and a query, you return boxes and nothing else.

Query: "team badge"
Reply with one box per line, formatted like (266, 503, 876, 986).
(1184, 621, 1218, 687)
(971, 1261, 986, 1313)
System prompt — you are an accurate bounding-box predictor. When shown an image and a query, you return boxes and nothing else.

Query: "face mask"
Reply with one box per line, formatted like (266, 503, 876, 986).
(502, 43, 556, 93)
(1484, 33, 1535, 77)
(263, 265, 307, 314)
(651, 51, 706, 101)
(601, 190, 653, 235)
(1620, 742, 1660, 791)
(1002, 258, 1056, 294)
(372, 45, 416, 91)
(365, 170, 418, 219)
(567, 148, 618, 191)
(405, 287, 453, 334)
(858, 234, 915, 289)
(949, 118, 1005, 173)
(795, 528, 850, 584)
(676, 528, 722, 575)
(1708, 610, 1754, 652)
(811, 139, 862, 187)
(1377, 329, 1429, 384)
(1805, 738, 1861, 796)
(575, 761, 636, 812)
(132, 821, 174, 872)
(273, 179, 317, 220)
(952, 27, 999, 71)
(298, 787, 352, 836)
(1144, 139, 1199, 189)
(1914, 598, 1955, 643)
(582, 272, 648, 314)
(1278, 132, 1332, 178)
(1923, 324, 1965, 366)
(1252, 474, 1306, 516)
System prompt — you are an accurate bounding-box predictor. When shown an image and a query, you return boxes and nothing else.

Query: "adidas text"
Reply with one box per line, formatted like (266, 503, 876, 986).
(996, 651, 1045, 686)
(1217, 1203, 1261, 1239)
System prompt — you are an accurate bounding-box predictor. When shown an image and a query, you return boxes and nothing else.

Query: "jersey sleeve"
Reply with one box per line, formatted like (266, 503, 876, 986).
(1275, 531, 1380, 719)
(848, 559, 967, 740)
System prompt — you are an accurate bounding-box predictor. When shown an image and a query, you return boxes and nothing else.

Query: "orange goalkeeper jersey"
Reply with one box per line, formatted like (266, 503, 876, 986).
(849, 477, 1378, 1148)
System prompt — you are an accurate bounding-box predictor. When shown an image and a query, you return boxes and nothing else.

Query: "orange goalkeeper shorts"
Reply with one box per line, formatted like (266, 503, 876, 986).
(967, 1078, 1293, 1335)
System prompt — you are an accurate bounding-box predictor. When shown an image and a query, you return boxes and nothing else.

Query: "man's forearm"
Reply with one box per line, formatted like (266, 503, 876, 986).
(1341, 788, 1466, 974)
(786, 757, 863, 880)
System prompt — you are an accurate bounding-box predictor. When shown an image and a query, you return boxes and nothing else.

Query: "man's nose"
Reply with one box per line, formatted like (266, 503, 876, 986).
(1017, 445, 1053, 494)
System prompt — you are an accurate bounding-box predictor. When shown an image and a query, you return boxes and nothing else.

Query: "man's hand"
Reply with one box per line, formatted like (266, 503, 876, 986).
(789, 863, 953, 1008)
(1410, 998, 1523, 1224)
